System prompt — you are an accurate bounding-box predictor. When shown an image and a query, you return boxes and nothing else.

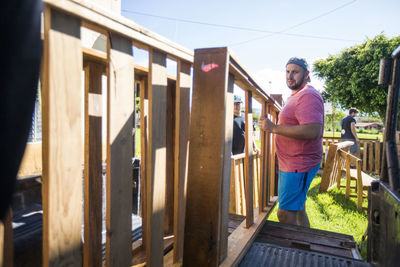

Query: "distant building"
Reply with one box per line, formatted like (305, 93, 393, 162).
(355, 122, 383, 131)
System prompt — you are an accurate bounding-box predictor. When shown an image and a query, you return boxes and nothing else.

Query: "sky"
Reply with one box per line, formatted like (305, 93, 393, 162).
(121, 0, 400, 103)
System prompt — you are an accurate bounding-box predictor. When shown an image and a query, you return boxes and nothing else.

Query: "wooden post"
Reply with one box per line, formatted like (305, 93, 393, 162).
(173, 60, 191, 264)
(183, 47, 232, 266)
(106, 32, 134, 267)
(375, 140, 381, 174)
(145, 48, 168, 267)
(83, 61, 104, 267)
(0, 209, 13, 267)
(244, 90, 254, 227)
(363, 142, 368, 172)
(270, 111, 278, 197)
(42, 7, 83, 266)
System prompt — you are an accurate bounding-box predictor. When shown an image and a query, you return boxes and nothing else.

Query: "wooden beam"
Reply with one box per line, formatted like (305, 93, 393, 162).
(244, 90, 254, 228)
(270, 111, 278, 197)
(83, 61, 103, 267)
(43, 0, 194, 62)
(145, 48, 168, 267)
(183, 47, 232, 266)
(173, 60, 191, 264)
(42, 7, 83, 266)
(106, 32, 134, 267)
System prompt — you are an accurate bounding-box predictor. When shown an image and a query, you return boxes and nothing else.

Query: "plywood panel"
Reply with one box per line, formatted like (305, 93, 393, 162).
(106, 32, 134, 267)
(42, 7, 83, 266)
(183, 47, 231, 266)
(83, 61, 104, 267)
(145, 48, 168, 267)
(173, 60, 191, 264)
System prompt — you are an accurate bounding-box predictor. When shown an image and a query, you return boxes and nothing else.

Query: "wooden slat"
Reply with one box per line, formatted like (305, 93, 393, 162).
(42, 7, 83, 266)
(363, 142, 367, 172)
(369, 141, 374, 173)
(270, 111, 277, 197)
(244, 90, 254, 228)
(0, 209, 13, 267)
(259, 102, 266, 213)
(165, 80, 175, 235)
(145, 48, 167, 267)
(173, 60, 191, 264)
(375, 141, 381, 174)
(83, 61, 104, 267)
(183, 47, 231, 266)
(106, 32, 134, 267)
(139, 78, 148, 248)
(320, 143, 338, 192)
(229, 158, 237, 214)
(219, 73, 235, 262)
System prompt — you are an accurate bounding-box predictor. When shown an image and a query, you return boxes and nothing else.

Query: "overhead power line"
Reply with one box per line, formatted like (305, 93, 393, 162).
(121, 0, 358, 44)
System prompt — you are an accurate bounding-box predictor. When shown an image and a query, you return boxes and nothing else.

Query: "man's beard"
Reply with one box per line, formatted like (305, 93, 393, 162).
(287, 75, 306, 90)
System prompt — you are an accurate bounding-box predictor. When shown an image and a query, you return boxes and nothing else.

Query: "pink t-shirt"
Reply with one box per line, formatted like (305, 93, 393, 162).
(275, 85, 324, 173)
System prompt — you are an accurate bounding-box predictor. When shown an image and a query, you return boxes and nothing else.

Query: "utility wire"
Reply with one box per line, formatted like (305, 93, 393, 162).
(230, 0, 358, 46)
(121, 0, 358, 44)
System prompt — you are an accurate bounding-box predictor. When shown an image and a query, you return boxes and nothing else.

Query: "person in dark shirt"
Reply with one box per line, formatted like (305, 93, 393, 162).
(232, 95, 259, 155)
(341, 108, 360, 156)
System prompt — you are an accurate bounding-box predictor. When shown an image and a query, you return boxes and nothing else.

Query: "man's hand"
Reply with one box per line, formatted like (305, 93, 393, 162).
(258, 116, 276, 133)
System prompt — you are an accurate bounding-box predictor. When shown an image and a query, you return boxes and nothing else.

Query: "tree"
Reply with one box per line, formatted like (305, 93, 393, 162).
(313, 34, 400, 120)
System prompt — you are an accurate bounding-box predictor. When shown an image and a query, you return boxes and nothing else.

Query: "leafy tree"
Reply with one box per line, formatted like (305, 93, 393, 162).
(313, 34, 400, 120)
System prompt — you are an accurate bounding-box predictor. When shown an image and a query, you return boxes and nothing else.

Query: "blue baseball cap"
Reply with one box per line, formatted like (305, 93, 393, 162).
(286, 57, 309, 71)
(234, 95, 243, 103)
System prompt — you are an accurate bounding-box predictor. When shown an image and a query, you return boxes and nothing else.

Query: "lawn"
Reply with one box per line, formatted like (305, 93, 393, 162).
(267, 175, 369, 260)
(324, 131, 382, 141)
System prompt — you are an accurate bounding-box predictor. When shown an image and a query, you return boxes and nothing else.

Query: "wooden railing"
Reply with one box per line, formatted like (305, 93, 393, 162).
(1, 1, 280, 267)
(321, 137, 382, 174)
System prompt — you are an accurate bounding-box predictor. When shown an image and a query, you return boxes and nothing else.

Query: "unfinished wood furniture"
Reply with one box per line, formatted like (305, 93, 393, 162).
(339, 150, 376, 210)
(320, 137, 382, 174)
(320, 141, 353, 192)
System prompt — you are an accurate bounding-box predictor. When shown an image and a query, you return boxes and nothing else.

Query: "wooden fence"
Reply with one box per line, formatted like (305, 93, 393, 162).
(0, 1, 280, 266)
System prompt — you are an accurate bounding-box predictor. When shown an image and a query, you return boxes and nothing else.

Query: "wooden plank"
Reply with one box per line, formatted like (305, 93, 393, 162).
(106, 32, 134, 267)
(183, 47, 231, 266)
(369, 141, 374, 173)
(0, 209, 13, 267)
(165, 80, 175, 236)
(259, 102, 267, 213)
(83, 61, 103, 267)
(244, 90, 254, 228)
(145, 48, 168, 267)
(229, 158, 237, 214)
(375, 141, 381, 174)
(319, 143, 338, 192)
(239, 160, 246, 215)
(270, 111, 277, 197)
(219, 73, 235, 262)
(43, 0, 194, 62)
(363, 142, 367, 172)
(42, 7, 83, 266)
(17, 143, 42, 177)
(173, 60, 191, 264)
(220, 208, 272, 267)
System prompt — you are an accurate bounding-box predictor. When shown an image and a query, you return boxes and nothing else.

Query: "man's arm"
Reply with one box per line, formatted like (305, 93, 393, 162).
(350, 122, 359, 142)
(258, 116, 322, 140)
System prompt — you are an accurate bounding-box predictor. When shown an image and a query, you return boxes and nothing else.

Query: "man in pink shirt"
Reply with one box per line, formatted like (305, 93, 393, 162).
(258, 57, 324, 227)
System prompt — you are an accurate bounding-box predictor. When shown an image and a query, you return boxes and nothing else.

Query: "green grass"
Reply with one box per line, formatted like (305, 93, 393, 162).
(324, 131, 382, 141)
(267, 175, 369, 260)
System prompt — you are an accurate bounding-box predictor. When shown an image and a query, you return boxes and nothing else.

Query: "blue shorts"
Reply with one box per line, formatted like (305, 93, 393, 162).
(278, 164, 320, 211)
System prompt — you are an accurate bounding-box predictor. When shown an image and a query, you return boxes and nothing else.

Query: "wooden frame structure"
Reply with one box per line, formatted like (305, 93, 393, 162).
(1, 1, 281, 266)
